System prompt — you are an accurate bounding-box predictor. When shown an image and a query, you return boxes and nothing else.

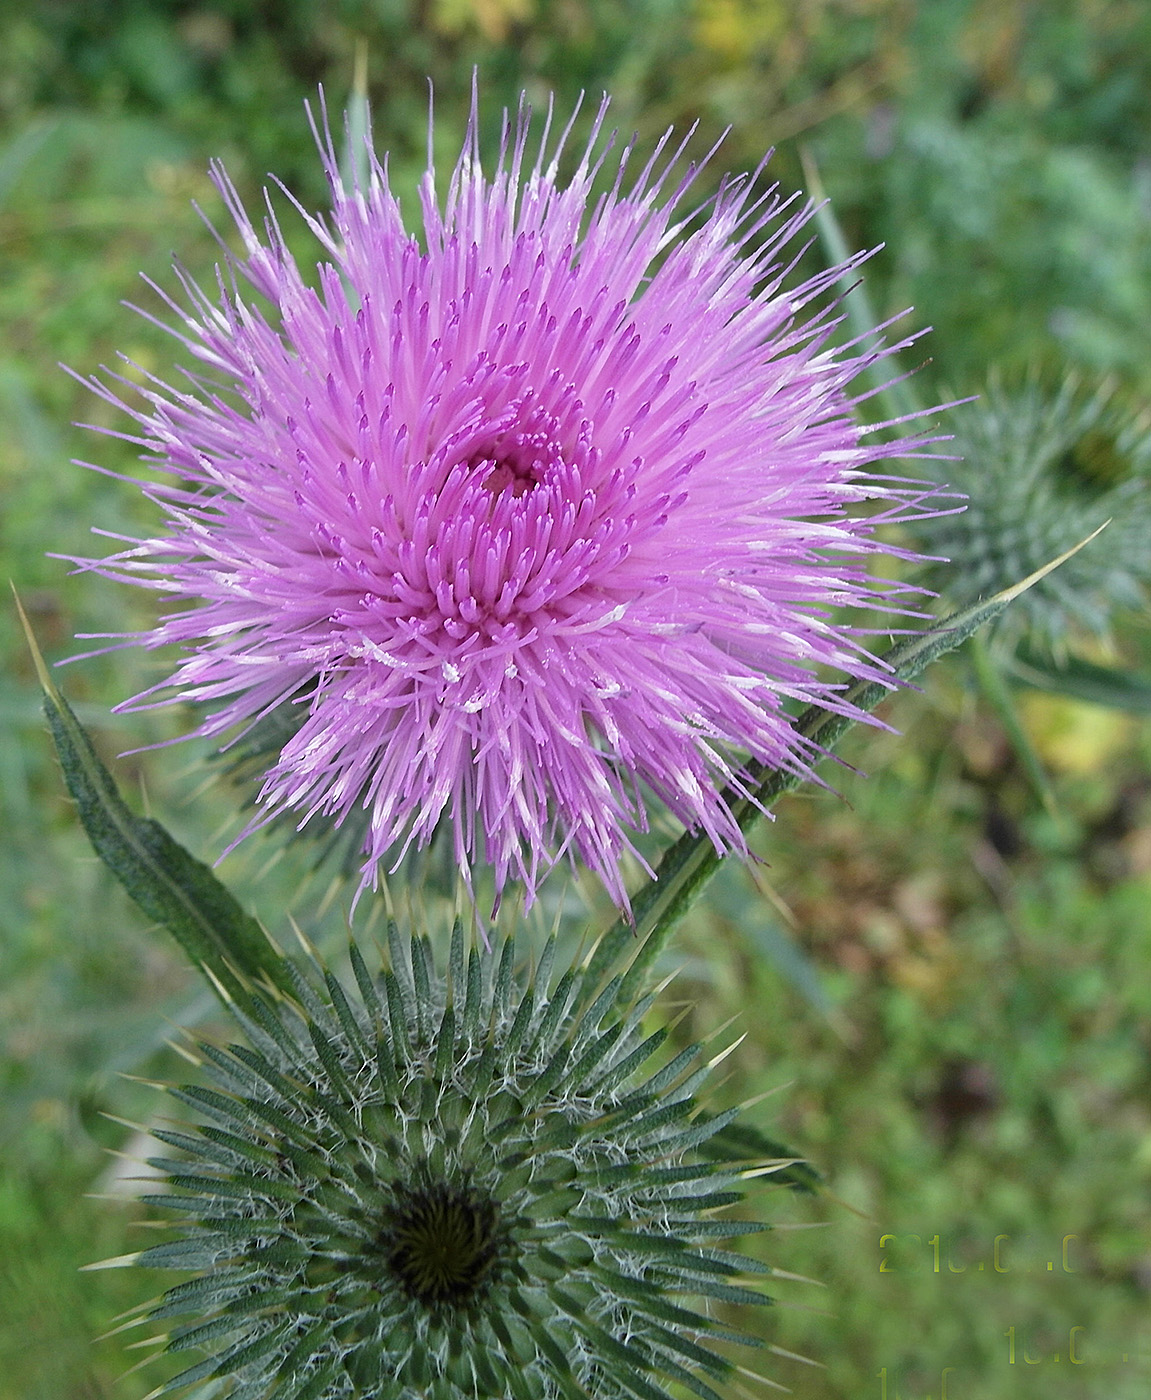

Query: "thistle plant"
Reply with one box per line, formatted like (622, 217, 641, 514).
(912, 373, 1151, 657)
(30, 511, 1056, 1400)
(28, 75, 1087, 1400)
(115, 925, 792, 1400)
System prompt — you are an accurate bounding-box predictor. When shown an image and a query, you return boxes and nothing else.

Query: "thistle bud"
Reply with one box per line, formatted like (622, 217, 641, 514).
(914, 374, 1151, 653)
(124, 925, 795, 1399)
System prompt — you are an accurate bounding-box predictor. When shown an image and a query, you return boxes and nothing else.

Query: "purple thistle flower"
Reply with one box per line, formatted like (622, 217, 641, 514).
(72, 91, 939, 913)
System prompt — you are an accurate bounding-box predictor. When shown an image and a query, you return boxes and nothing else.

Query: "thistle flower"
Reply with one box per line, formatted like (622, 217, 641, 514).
(912, 373, 1151, 653)
(119, 926, 797, 1399)
(74, 90, 939, 909)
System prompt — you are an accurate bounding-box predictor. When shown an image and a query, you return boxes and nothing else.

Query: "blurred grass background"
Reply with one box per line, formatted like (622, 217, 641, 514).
(4, 1, 1151, 1396)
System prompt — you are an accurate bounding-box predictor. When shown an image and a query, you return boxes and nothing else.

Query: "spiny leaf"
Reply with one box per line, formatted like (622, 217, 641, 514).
(586, 1028, 669, 1098)
(135, 1241, 225, 1271)
(16, 592, 293, 1002)
(124, 930, 801, 1398)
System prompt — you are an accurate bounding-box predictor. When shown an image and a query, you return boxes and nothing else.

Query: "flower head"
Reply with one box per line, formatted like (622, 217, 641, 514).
(912, 372, 1151, 654)
(76, 91, 938, 909)
(125, 926, 799, 1399)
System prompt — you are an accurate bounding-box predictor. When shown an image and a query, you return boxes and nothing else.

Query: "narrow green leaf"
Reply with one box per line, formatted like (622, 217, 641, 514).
(433, 1004, 456, 1078)
(647, 1356, 726, 1400)
(493, 934, 516, 1017)
(383, 971, 413, 1064)
(306, 1022, 359, 1106)
(164, 1169, 297, 1204)
(410, 935, 433, 1042)
(671, 1217, 772, 1237)
(386, 922, 416, 1017)
(448, 918, 466, 1005)
(700, 1119, 821, 1193)
(196, 1042, 281, 1097)
(374, 1029, 400, 1098)
(505, 1292, 585, 1400)
(466, 1039, 498, 1099)
(592, 1160, 725, 1189)
(220, 1285, 312, 1319)
(241, 994, 308, 1061)
(349, 942, 384, 1021)
(593, 1266, 721, 1331)
(638, 1320, 730, 1378)
(135, 1240, 224, 1270)
(566, 1321, 672, 1400)
(531, 967, 578, 1055)
(167, 1314, 247, 1353)
(970, 631, 1056, 815)
(213, 1319, 296, 1375)
(800, 146, 925, 429)
(147, 1353, 222, 1396)
(640, 1043, 701, 1097)
(462, 947, 483, 1040)
(141, 1193, 235, 1215)
(171, 1084, 315, 1151)
(567, 1021, 625, 1088)
(17, 596, 292, 1001)
(194, 1124, 277, 1169)
(640, 1106, 740, 1156)
(325, 969, 370, 1056)
(572, 974, 624, 1048)
(586, 1027, 668, 1098)
(189, 1216, 282, 1242)
(148, 1271, 255, 1320)
(502, 977, 538, 1059)
(272, 1321, 335, 1387)
(282, 1363, 343, 1400)
(1009, 645, 1151, 714)
(521, 1043, 571, 1109)
(665, 1277, 771, 1307)
(605, 1089, 692, 1140)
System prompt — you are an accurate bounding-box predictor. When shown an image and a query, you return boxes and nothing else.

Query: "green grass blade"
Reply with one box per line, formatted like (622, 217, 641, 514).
(1009, 644, 1151, 714)
(799, 146, 925, 428)
(969, 631, 1056, 815)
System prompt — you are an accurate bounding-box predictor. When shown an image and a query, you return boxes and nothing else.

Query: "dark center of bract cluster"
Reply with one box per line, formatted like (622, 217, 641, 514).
(378, 1178, 509, 1309)
(1057, 426, 1128, 493)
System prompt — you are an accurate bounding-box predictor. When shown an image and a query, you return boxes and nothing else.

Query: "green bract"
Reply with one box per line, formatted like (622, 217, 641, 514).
(914, 374, 1151, 653)
(125, 925, 789, 1400)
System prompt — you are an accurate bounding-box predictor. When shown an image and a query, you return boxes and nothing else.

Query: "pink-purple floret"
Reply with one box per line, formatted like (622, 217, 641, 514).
(72, 92, 942, 912)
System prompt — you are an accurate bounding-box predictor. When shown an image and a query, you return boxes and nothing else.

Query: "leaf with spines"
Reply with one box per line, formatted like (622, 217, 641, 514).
(16, 593, 295, 1003)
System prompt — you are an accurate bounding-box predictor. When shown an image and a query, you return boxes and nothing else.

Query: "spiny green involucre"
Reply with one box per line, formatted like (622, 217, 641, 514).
(913, 373, 1151, 652)
(124, 926, 797, 1400)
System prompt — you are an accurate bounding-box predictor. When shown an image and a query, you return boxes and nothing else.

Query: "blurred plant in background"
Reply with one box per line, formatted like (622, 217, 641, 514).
(914, 373, 1151, 658)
